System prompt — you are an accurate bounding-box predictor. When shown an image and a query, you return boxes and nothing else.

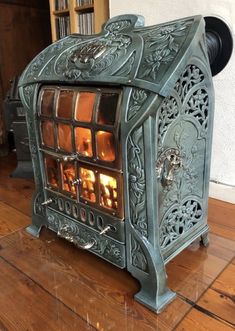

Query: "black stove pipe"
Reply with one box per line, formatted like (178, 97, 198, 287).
(205, 16, 233, 76)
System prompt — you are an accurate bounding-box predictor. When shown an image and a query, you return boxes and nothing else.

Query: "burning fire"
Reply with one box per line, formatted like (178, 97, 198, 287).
(99, 173, 118, 210)
(62, 163, 76, 194)
(75, 127, 93, 157)
(96, 131, 115, 162)
(80, 167, 96, 202)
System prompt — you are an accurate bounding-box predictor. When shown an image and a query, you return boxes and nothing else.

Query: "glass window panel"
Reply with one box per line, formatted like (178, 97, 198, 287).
(41, 120, 55, 148)
(97, 93, 119, 125)
(41, 89, 55, 116)
(45, 156, 59, 188)
(57, 89, 74, 119)
(96, 131, 115, 162)
(75, 127, 93, 157)
(75, 92, 96, 122)
(58, 123, 73, 152)
(61, 161, 76, 195)
(79, 167, 96, 202)
(99, 173, 118, 210)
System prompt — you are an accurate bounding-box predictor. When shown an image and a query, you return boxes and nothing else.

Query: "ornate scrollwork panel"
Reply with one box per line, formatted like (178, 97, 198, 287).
(34, 193, 46, 217)
(127, 88, 149, 121)
(158, 96, 179, 148)
(157, 64, 209, 235)
(127, 126, 148, 237)
(174, 65, 205, 101)
(185, 88, 209, 136)
(160, 199, 203, 249)
(131, 237, 148, 272)
(47, 210, 125, 267)
(137, 20, 192, 81)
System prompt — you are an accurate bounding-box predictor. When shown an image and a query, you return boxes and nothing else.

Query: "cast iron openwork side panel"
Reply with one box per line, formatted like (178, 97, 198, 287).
(128, 126, 148, 237)
(138, 20, 192, 81)
(47, 211, 125, 266)
(159, 123, 202, 212)
(158, 65, 206, 150)
(127, 88, 149, 121)
(131, 237, 148, 272)
(160, 199, 203, 249)
(158, 96, 179, 148)
(175, 65, 205, 101)
(185, 88, 209, 137)
(157, 64, 209, 244)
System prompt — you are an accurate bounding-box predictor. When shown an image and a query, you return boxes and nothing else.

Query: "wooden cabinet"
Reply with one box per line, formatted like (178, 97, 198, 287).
(49, 0, 109, 42)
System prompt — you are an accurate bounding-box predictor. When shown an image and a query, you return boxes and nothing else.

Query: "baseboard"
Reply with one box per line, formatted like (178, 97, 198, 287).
(209, 181, 235, 204)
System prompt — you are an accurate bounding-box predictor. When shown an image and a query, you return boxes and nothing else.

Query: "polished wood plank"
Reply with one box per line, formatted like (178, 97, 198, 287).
(166, 234, 233, 302)
(0, 229, 191, 331)
(0, 257, 95, 331)
(175, 308, 234, 331)
(0, 201, 30, 237)
(196, 262, 235, 325)
(208, 198, 235, 240)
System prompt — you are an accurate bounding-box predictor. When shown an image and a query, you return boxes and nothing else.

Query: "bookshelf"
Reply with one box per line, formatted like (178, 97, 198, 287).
(49, 0, 109, 42)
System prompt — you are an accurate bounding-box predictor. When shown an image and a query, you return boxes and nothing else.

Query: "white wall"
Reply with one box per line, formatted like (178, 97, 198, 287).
(110, 0, 235, 201)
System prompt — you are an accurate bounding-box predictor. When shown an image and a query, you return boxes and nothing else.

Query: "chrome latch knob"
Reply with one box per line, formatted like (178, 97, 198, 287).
(99, 225, 111, 235)
(41, 198, 53, 206)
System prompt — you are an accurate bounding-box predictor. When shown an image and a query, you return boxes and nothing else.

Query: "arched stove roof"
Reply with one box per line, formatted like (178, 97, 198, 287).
(19, 14, 207, 97)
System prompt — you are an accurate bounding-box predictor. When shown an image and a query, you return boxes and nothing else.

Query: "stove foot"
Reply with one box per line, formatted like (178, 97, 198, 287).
(200, 231, 209, 247)
(134, 284, 176, 313)
(26, 224, 43, 238)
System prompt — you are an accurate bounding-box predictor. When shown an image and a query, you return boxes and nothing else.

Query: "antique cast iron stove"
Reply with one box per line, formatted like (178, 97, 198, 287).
(19, 14, 232, 312)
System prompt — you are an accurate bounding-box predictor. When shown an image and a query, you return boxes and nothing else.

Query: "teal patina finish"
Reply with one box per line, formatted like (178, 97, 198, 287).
(18, 14, 232, 313)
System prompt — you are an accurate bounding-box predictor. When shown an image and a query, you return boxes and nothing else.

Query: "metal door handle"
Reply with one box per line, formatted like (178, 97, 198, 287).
(156, 148, 182, 186)
(57, 224, 111, 250)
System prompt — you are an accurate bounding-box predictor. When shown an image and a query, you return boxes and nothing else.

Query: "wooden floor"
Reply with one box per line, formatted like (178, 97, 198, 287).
(0, 154, 234, 331)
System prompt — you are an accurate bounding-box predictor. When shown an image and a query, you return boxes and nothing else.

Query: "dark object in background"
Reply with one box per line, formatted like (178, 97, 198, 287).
(3, 76, 33, 178)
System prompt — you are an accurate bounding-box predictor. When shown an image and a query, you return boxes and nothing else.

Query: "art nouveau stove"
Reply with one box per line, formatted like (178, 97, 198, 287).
(18, 14, 232, 313)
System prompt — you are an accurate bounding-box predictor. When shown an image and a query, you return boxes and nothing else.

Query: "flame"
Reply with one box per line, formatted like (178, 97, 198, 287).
(80, 168, 96, 202)
(75, 127, 93, 157)
(99, 173, 117, 210)
(96, 131, 115, 162)
(63, 163, 76, 194)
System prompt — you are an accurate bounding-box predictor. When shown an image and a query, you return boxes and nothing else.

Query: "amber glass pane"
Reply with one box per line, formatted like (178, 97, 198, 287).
(99, 173, 117, 210)
(97, 93, 119, 125)
(96, 131, 115, 161)
(58, 124, 73, 152)
(75, 92, 96, 122)
(45, 157, 59, 188)
(57, 90, 74, 119)
(41, 120, 55, 148)
(41, 89, 55, 116)
(75, 127, 93, 157)
(61, 161, 76, 195)
(79, 167, 96, 202)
